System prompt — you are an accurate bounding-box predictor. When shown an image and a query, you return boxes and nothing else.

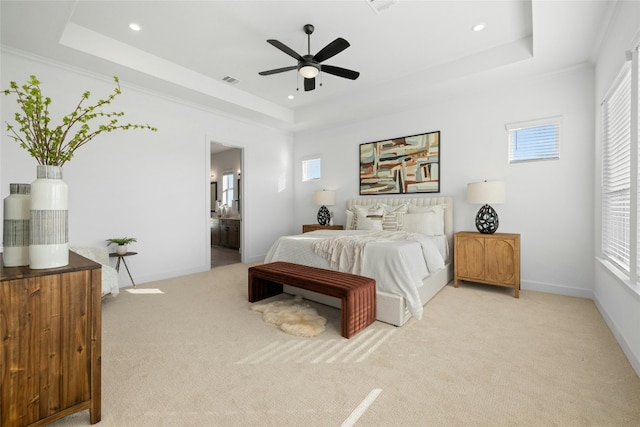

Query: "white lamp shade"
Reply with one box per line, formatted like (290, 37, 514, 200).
(313, 190, 335, 206)
(467, 181, 505, 204)
(299, 65, 319, 79)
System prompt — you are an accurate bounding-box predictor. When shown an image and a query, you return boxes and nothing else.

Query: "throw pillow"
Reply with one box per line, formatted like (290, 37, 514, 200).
(354, 206, 384, 230)
(403, 204, 445, 236)
(381, 203, 409, 231)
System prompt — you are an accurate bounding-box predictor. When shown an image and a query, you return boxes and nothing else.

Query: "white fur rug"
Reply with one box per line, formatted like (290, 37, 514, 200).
(250, 295, 327, 337)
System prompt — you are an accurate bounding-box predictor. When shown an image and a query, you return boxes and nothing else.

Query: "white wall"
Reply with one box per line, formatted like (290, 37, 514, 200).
(1, 51, 294, 283)
(294, 64, 595, 299)
(593, 1, 640, 376)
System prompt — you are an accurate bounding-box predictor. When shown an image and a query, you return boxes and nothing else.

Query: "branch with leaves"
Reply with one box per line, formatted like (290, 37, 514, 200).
(3, 75, 157, 166)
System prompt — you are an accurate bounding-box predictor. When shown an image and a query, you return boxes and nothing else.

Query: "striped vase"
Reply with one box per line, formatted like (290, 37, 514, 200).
(2, 183, 31, 266)
(29, 165, 69, 269)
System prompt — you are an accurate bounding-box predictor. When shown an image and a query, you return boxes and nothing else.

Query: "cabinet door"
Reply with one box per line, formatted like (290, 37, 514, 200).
(456, 235, 485, 280)
(1, 270, 93, 426)
(228, 223, 240, 249)
(220, 224, 229, 246)
(485, 238, 517, 285)
(210, 219, 220, 246)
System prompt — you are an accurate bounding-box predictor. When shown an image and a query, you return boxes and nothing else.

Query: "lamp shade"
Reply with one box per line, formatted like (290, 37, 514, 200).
(313, 190, 335, 206)
(299, 64, 319, 79)
(467, 181, 505, 205)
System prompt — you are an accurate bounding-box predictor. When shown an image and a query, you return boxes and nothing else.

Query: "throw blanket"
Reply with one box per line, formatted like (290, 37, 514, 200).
(312, 230, 418, 274)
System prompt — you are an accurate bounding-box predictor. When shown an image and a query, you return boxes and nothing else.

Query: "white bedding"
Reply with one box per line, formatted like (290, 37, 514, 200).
(263, 229, 448, 320)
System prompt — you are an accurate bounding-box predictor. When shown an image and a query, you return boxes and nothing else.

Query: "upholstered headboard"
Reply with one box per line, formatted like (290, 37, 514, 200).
(346, 196, 454, 247)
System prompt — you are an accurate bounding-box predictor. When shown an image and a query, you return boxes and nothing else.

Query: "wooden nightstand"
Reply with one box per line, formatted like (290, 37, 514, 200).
(454, 231, 521, 298)
(302, 224, 344, 233)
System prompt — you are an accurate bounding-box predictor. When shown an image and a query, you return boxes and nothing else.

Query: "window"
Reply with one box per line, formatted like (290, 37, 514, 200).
(302, 157, 321, 181)
(507, 117, 561, 163)
(601, 46, 639, 281)
(222, 172, 234, 207)
(602, 63, 632, 273)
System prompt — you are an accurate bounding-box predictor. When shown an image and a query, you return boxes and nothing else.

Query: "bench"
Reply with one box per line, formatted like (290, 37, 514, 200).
(248, 262, 376, 338)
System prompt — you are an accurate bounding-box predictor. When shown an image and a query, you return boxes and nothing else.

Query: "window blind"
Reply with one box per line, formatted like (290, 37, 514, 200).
(602, 64, 632, 272)
(507, 117, 561, 163)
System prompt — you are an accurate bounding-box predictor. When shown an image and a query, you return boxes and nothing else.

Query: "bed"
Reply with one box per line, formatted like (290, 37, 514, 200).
(264, 196, 453, 326)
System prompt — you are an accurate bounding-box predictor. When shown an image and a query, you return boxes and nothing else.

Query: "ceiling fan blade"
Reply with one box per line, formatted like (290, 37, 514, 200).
(313, 38, 350, 63)
(258, 66, 298, 76)
(267, 39, 304, 61)
(321, 65, 360, 80)
(304, 77, 316, 91)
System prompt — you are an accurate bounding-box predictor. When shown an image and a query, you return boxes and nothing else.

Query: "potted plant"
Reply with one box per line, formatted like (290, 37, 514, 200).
(3, 75, 157, 166)
(106, 237, 137, 255)
(3, 75, 156, 269)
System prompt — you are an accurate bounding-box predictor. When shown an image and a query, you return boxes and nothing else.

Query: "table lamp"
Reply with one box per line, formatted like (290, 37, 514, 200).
(313, 190, 335, 225)
(467, 180, 505, 234)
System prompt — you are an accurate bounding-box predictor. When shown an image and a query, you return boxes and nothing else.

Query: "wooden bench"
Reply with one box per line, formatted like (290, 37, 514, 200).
(248, 262, 376, 338)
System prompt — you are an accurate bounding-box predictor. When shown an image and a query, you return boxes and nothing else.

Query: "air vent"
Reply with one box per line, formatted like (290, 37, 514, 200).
(222, 75, 240, 85)
(367, 0, 398, 14)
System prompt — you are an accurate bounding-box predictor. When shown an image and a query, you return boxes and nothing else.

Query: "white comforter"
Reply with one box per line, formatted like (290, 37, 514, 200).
(263, 230, 448, 320)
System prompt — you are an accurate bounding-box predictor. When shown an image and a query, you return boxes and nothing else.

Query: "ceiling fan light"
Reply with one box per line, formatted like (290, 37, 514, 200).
(299, 64, 319, 79)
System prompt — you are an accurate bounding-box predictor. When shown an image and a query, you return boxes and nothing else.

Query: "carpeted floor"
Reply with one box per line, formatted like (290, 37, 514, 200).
(211, 244, 241, 268)
(50, 262, 640, 426)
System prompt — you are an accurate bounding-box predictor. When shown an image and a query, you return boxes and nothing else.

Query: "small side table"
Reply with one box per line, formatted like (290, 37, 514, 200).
(109, 251, 137, 288)
(302, 224, 344, 233)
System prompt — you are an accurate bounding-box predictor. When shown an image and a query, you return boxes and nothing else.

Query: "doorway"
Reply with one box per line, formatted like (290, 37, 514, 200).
(210, 142, 243, 268)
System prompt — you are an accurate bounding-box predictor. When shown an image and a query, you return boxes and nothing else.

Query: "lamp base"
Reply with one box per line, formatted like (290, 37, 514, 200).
(317, 205, 331, 225)
(475, 204, 499, 234)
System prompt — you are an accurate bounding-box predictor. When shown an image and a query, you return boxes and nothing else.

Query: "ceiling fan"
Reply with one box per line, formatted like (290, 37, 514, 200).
(258, 24, 360, 92)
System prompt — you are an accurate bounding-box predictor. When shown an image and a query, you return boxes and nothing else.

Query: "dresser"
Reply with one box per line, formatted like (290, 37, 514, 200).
(454, 231, 521, 298)
(302, 224, 344, 233)
(1, 251, 102, 426)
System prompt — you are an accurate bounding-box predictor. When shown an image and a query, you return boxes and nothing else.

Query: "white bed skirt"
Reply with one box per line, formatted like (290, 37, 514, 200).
(284, 262, 452, 327)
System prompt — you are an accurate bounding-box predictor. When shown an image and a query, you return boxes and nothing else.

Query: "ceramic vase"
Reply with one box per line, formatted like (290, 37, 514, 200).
(29, 165, 69, 269)
(2, 183, 31, 266)
(116, 245, 128, 255)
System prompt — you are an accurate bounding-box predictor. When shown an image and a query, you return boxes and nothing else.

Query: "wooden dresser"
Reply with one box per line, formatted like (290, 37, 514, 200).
(454, 231, 521, 298)
(1, 251, 102, 426)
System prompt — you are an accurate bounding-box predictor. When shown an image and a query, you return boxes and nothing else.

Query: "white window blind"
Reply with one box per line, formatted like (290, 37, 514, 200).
(302, 158, 321, 182)
(507, 117, 561, 163)
(602, 63, 632, 272)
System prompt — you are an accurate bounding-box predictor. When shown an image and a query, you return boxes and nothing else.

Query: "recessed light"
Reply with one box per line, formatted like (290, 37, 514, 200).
(288, 95, 294, 100)
(472, 22, 486, 32)
(129, 23, 141, 32)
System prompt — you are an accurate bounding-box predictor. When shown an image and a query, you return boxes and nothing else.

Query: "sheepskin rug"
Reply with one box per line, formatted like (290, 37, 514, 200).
(250, 295, 327, 337)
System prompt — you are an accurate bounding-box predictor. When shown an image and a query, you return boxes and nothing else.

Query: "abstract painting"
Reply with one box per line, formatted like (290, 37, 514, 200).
(359, 131, 440, 194)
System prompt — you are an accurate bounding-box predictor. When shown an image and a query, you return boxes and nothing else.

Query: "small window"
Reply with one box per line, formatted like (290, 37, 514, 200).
(222, 172, 234, 206)
(302, 158, 321, 182)
(507, 117, 561, 163)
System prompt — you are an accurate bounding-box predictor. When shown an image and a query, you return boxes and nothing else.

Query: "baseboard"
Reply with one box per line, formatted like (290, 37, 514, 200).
(522, 279, 594, 299)
(593, 295, 640, 378)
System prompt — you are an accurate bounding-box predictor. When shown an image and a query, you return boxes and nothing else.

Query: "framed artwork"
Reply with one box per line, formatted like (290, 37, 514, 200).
(359, 130, 440, 195)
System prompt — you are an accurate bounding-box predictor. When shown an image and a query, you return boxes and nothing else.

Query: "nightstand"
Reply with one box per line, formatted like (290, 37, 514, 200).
(454, 231, 521, 298)
(302, 224, 344, 233)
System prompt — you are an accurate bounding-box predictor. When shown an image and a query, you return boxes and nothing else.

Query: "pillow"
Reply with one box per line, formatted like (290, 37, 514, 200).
(381, 203, 409, 231)
(408, 203, 447, 214)
(402, 205, 445, 236)
(347, 204, 380, 230)
(354, 205, 384, 230)
(345, 210, 356, 230)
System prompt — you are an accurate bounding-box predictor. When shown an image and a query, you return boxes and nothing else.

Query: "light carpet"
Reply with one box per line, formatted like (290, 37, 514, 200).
(49, 262, 640, 426)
